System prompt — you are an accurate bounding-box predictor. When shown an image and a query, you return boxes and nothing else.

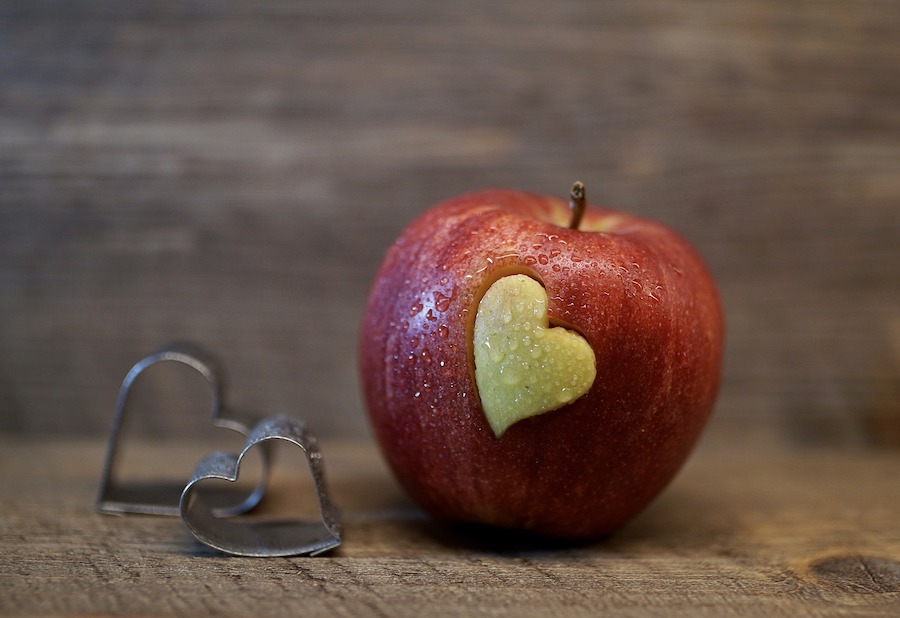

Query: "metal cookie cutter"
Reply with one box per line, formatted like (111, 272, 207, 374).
(96, 342, 268, 517)
(180, 416, 342, 557)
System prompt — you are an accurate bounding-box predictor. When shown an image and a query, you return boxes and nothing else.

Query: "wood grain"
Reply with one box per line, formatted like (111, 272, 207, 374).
(1, 424, 899, 616)
(1, 2, 899, 445)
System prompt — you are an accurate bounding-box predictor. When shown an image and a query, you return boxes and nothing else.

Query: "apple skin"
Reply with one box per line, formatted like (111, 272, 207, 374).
(358, 189, 724, 539)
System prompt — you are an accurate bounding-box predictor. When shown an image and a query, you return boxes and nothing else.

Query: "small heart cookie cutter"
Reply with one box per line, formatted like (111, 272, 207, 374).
(97, 343, 341, 557)
(181, 416, 342, 557)
(96, 342, 268, 517)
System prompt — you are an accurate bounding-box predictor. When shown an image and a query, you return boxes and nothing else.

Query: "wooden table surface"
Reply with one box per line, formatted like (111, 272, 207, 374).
(2, 419, 899, 617)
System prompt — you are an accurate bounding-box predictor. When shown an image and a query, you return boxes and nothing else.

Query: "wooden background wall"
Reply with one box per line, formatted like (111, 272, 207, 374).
(2, 0, 898, 445)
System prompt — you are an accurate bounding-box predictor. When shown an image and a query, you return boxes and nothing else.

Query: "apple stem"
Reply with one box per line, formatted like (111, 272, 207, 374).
(569, 181, 586, 230)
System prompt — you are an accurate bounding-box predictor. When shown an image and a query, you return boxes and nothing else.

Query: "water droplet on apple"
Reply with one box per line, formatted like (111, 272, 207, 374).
(483, 340, 505, 364)
(437, 324, 450, 339)
(501, 371, 521, 386)
(538, 254, 549, 265)
(409, 301, 423, 317)
(421, 349, 433, 364)
(556, 388, 572, 403)
(434, 292, 452, 312)
(523, 255, 537, 266)
(572, 254, 583, 263)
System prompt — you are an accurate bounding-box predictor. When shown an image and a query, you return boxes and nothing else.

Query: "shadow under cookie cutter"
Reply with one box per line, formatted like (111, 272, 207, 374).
(96, 342, 269, 517)
(180, 416, 342, 557)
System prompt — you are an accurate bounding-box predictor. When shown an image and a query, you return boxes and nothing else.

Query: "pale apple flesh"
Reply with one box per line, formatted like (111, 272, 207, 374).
(359, 189, 724, 539)
(474, 274, 597, 437)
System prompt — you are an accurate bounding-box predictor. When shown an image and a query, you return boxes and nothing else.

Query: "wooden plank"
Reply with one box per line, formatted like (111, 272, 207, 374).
(1, 0, 899, 446)
(1, 424, 898, 616)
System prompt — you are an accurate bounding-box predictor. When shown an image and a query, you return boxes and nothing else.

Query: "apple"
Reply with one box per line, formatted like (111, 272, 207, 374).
(358, 183, 724, 539)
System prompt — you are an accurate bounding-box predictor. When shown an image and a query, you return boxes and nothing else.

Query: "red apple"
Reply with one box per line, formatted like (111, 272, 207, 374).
(358, 183, 724, 539)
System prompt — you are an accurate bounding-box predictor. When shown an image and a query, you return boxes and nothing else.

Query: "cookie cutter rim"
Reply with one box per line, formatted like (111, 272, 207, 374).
(180, 416, 342, 557)
(96, 342, 269, 517)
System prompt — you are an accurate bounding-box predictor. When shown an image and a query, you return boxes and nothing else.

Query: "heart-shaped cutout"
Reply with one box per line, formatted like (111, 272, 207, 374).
(180, 416, 341, 557)
(474, 274, 596, 437)
(96, 342, 268, 517)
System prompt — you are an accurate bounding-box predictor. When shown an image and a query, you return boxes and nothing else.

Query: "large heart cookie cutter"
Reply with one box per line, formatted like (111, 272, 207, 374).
(96, 342, 269, 517)
(180, 416, 342, 557)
